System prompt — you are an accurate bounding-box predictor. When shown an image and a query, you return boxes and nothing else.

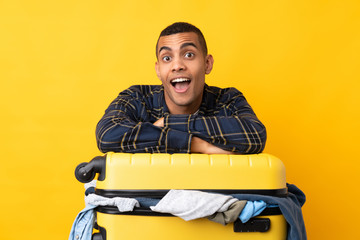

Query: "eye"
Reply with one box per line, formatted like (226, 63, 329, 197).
(185, 52, 194, 58)
(162, 56, 171, 62)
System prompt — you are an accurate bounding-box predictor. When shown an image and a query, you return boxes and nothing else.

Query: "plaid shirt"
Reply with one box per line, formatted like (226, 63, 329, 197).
(96, 85, 266, 154)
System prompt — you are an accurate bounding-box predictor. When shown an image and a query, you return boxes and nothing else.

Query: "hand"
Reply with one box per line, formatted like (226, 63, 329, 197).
(190, 137, 234, 154)
(153, 117, 164, 127)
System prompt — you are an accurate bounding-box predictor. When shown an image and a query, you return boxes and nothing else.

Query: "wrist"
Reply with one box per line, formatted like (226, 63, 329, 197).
(191, 136, 234, 154)
(190, 136, 209, 153)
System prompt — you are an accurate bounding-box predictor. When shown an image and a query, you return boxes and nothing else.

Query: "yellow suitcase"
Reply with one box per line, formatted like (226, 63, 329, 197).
(75, 153, 288, 240)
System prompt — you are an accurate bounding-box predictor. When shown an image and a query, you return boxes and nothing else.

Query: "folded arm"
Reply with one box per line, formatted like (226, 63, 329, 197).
(153, 117, 233, 154)
(96, 87, 266, 154)
(164, 114, 266, 154)
(96, 95, 193, 153)
(163, 93, 266, 154)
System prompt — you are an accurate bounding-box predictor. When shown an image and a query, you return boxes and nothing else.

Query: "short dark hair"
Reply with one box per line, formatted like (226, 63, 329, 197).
(156, 22, 208, 58)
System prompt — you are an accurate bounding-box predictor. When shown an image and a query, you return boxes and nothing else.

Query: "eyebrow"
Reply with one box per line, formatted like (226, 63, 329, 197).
(180, 42, 198, 50)
(158, 42, 198, 55)
(159, 46, 171, 54)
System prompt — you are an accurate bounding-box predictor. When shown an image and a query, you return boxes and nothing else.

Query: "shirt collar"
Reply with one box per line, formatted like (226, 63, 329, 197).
(160, 84, 208, 116)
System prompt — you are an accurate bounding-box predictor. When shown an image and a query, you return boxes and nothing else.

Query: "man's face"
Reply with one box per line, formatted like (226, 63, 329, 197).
(155, 32, 213, 114)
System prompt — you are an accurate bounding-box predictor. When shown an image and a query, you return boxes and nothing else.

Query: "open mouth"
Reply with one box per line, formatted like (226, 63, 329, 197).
(170, 78, 191, 92)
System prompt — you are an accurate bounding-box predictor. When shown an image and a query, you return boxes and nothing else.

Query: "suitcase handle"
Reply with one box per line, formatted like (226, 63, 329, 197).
(233, 218, 271, 232)
(75, 156, 106, 183)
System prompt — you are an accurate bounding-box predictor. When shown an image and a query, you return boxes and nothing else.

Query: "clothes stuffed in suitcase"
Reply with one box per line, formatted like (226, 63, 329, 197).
(75, 152, 288, 240)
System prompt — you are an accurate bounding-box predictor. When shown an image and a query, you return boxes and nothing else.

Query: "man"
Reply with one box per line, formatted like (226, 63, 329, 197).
(96, 22, 266, 154)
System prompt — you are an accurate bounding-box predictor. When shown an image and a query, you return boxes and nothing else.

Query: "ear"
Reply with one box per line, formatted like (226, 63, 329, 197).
(205, 54, 214, 75)
(155, 61, 161, 80)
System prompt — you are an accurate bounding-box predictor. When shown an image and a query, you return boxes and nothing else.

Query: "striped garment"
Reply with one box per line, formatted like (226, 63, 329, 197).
(96, 84, 266, 154)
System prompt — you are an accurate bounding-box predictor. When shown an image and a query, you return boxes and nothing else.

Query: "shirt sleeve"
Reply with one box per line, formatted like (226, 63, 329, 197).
(164, 93, 266, 154)
(95, 92, 192, 153)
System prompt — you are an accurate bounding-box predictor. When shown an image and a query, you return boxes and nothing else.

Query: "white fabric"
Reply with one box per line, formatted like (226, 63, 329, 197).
(83, 180, 139, 212)
(85, 194, 140, 212)
(150, 190, 238, 221)
(84, 180, 97, 190)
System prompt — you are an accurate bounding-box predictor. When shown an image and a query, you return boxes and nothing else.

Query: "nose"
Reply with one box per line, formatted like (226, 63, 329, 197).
(171, 57, 186, 72)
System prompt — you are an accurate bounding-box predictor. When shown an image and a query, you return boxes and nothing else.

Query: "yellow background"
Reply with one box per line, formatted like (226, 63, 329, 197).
(1, 0, 359, 239)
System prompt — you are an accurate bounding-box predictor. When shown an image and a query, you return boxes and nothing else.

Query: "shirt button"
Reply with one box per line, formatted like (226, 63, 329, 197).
(75, 235, 79, 239)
